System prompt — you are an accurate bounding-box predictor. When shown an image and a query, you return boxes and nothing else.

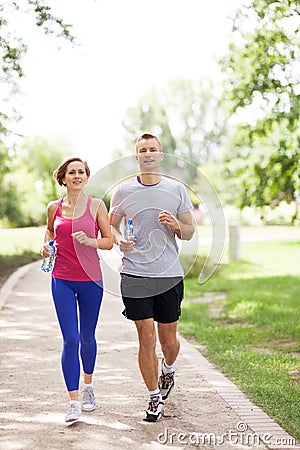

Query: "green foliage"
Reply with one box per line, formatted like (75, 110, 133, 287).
(0, 1, 74, 129)
(0, 1, 74, 80)
(121, 87, 177, 155)
(0, 2, 74, 224)
(5, 137, 69, 227)
(120, 78, 226, 185)
(0, 140, 24, 224)
(221, 0, 300, 220)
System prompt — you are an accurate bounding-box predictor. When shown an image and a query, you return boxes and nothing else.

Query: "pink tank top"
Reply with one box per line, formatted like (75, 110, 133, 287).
(52, 197, 102, 282)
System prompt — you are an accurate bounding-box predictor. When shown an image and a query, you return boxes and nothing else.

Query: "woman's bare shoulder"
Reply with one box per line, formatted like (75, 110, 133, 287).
(47, 199, 60, 212)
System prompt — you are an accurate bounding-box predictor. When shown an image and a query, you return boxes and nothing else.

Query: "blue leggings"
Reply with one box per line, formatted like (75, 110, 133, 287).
(51, 278, 103, 391)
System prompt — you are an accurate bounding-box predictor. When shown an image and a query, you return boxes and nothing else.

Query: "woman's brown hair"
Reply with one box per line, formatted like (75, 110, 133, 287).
(53, 157, 90, 186)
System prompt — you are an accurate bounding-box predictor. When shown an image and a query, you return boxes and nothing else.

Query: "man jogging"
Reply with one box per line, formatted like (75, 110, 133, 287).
(110, 133, 195, 422)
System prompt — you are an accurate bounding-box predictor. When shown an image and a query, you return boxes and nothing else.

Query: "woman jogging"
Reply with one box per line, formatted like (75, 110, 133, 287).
(40, 157, 113, 422)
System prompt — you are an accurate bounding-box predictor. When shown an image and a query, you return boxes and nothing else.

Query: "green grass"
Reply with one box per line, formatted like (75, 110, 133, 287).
(180, 239, 300, 441)
(0, 226, 44, 255)
(0, 227, 44, 286)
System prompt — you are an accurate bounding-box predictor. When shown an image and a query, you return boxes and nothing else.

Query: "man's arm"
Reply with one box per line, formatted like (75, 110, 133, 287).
(158, 209, 195, 240)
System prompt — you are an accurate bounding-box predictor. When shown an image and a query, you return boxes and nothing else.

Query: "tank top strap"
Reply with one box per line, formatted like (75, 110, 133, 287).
(53, 197, 64, 219)
(80, 196, 94, 220)
(84, 196, 92, 216)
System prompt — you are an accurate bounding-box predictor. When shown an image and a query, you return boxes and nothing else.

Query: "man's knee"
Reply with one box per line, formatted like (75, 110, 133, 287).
(136, 319, 156, 351)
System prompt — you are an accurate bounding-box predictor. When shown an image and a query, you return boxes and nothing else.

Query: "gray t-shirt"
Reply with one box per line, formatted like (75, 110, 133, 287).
(110, 176, 193, 277)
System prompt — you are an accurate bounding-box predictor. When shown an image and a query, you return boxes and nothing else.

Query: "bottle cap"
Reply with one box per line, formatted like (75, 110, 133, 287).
(128, 218, 133, 225)
(49, 240, 54, 246)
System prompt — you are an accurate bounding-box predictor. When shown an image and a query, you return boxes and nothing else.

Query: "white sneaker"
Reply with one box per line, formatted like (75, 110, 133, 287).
(81, 386, 96, 412)
(65, 401, 81, 422)
(143, 395, 164, 422)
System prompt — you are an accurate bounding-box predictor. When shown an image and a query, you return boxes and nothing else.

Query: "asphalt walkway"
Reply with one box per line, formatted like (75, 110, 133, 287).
(0, 254, 299, 450)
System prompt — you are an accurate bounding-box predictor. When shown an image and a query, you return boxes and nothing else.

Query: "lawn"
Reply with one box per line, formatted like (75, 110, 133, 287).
(0, 226, 45, 255)
(0, 227, 44, 286)
(180, 237, 300, 441)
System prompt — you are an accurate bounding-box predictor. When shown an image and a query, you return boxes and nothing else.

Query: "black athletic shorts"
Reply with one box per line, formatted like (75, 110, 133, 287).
(120, 273, 184, 323)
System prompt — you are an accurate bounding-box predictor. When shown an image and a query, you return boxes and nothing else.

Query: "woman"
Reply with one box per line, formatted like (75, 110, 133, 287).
(41, 157, 113, 422)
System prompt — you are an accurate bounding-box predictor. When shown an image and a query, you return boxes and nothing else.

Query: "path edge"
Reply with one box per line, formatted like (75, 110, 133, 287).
(0, 260, 40, 309)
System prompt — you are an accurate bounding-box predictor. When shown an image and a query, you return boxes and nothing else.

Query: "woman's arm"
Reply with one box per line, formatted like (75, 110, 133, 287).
(40, 201, 57, 257)
(96, 200, 113, 249)
(72, 199, 113, 250)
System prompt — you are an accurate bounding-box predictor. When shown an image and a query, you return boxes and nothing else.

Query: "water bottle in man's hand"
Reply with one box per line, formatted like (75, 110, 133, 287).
(124, 218, 136, 242)
(41, 240, 56, 272)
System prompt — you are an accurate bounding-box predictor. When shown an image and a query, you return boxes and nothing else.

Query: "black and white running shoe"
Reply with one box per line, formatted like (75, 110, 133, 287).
(158, 359, 175, 400)
(143, 395, 164, 422)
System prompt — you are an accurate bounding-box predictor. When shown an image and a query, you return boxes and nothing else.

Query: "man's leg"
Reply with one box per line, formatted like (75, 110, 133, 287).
(134, 318, 158, 391)
(135, 318, 164, 422)
(157, 321, 179, 400)
(157, 321, 180, 366)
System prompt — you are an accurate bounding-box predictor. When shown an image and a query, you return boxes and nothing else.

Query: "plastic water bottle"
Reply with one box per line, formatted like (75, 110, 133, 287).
(41, 240, 56, 272)
(124, 218, 136, 242)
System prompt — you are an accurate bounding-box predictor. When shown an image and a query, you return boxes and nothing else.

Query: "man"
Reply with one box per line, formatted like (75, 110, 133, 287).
(110, 133, 195, 422)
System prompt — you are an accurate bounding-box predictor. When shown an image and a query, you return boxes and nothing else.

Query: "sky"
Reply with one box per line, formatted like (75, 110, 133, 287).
(14, 0, 242, 173)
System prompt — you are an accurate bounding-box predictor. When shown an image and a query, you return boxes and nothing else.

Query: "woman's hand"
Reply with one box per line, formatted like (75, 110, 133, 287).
(72, 231, 97, 248)
(40, 243, 52, 258)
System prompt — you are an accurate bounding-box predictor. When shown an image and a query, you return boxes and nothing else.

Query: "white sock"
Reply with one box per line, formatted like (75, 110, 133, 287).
(70, 400, 80, 404)
(163, 360, 175, 374)
(83, 382, 93, 388)
(149, 388, 161, 398)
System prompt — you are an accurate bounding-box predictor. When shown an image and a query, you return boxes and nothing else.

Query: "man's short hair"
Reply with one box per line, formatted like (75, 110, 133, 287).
(136, 133, 162, 151)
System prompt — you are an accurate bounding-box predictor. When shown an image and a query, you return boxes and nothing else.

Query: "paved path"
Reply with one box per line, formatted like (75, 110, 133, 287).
(0, 257, 298, 450)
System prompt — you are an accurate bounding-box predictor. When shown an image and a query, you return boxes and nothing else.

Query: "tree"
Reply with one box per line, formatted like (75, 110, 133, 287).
(1, 1, 73, 81)
(0, 1, 74, 223)
(9, 137, 69, 227)
(120, 78, 226, 185)
(121, 87, 177, 157)
(0, 141, 23, 225)
(221, 0, 300, 221)
(1, 1, 74, 132)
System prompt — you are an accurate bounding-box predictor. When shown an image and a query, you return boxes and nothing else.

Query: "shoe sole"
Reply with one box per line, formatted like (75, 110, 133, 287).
(65, 415, 81, 422)
(143, 405, 164, 422)
(81, 404, 96, 412)
(143, 412, 163, 422)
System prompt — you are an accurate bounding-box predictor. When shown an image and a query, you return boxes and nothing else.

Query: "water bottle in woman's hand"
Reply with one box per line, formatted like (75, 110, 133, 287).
(41, 240, 56, 272)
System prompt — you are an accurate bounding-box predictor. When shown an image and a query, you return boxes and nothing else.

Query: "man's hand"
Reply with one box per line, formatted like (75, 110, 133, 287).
(158, 210, 180, 234)
(119, 238, 136, 253)
(158, 209, 195, 240)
